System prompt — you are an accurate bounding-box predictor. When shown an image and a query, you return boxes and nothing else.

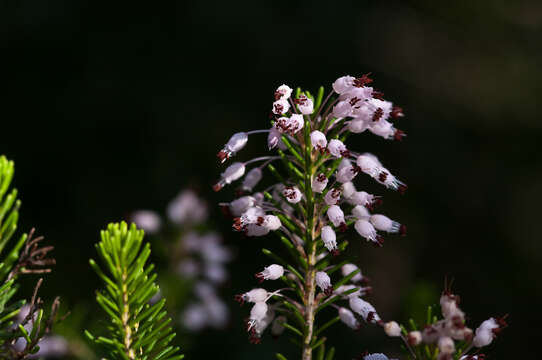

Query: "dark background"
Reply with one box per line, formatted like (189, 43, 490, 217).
(1, 0, 541, 358)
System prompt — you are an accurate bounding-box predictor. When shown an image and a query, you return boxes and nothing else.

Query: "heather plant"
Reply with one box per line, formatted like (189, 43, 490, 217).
(213, 76, 505, 360)
(131, 189, 233, 332)
(0, 156, 63, 359)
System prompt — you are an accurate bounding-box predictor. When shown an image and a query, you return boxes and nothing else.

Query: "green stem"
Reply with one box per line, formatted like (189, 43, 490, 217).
(302, 116, 317, 360)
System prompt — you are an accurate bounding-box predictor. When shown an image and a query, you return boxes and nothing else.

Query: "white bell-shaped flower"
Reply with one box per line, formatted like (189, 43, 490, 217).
(248, 302, 269, 329)
(384, 321, 402, 337)
(336, 164, 360, 183)
(242, 168, 262, 192)
(214, 162, 246, 191)
(217, 132, 249, 163)
(312, 173, 328, 193)
(354, 219, 379, 244)
(229, 196, 256, 216)
(274, 84, 292, 100)
(324, 187, 341, 205)
(315, 271, 333, 295)
(332, 100, 353, 118)
(236, 288, 268, 305)
(321, 226, 337, 253)
(255, 264, 284, 282)
(351, 205, 370, 221)
(338, 307, 360, 329)
(272, 99, 290, 115)
(310, 130, 327, 152)
(342, 182, 356, 199)
(327, 139, 349, 158)
(473, 318, 499, 348)
(283, 186, 302, 204)
(263, 215, 281, 231)
(268, 127, 286, 150)
(332, 75, 355, 94)
(327, 205, 345, 228)
(438, 336, 455, 355)
(348, 117, 370, 133)
(370, 214, 401, 233)
(349, 297, 380, 324)
(296, 94, 314, 114)
(341, 263, 364, 283)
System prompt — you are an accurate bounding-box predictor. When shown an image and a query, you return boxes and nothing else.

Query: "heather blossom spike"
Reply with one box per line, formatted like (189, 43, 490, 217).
(212, 75, 503, 360)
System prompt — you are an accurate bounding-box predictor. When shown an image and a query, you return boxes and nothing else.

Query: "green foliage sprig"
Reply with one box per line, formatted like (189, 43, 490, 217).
(86, 221, 184, 360)
(0, 155, 60, 359)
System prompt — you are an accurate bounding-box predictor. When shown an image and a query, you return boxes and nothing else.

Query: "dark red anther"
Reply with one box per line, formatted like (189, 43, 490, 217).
(367, 311, 376, 323)
(391, 106, 404, 119)
(273, 103, 285, 114)
(254, 272, 265, 283)
(341, 149, 351, 158)
(375, 236, 385, 247)
(339, 222, 348, 232)
(378, 172, 388, 182)
(370, 198, 384, 210)
(349, 96, 361, 106)
(394, 129, 406, 141)
(294, 95, 308, 105)
(360, 276, 371, 286)
(372, 108, 383, 122)
(398, 184, 408, 195)
(363, 286, 373, 295)
(352, 165, 361, 174)
(234, 294, 245, 305)
(353, 73, 373, 87)
(274, 91, 283, 101)
(213, 183, 223, 192)
(331, 249, 340, 257)
(257, 216, 265, 225)
(249, 334, 262, 344)
(372, 90, 384, 99)
(232, 218, 244, 231)
(317, 173, 327, 182)
(400, 224, 407, 237)
(324, 286, 333, 296)
(217, 150, 229, 163)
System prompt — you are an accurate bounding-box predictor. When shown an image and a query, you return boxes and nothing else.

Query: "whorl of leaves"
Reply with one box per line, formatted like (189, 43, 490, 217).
(86, 222, 183, 360)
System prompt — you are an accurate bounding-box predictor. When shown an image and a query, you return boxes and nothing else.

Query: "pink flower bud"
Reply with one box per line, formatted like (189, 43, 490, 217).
(384, 321, 402, 337)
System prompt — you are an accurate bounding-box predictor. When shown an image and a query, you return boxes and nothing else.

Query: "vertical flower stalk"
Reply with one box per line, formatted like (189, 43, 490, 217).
(214, 75, 407, 359)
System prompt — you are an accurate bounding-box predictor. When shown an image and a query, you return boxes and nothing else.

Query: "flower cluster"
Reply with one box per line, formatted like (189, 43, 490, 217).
(384, 286, 507, 360)
(214, 75, 409, 359)
(132, 189, 233, 331)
